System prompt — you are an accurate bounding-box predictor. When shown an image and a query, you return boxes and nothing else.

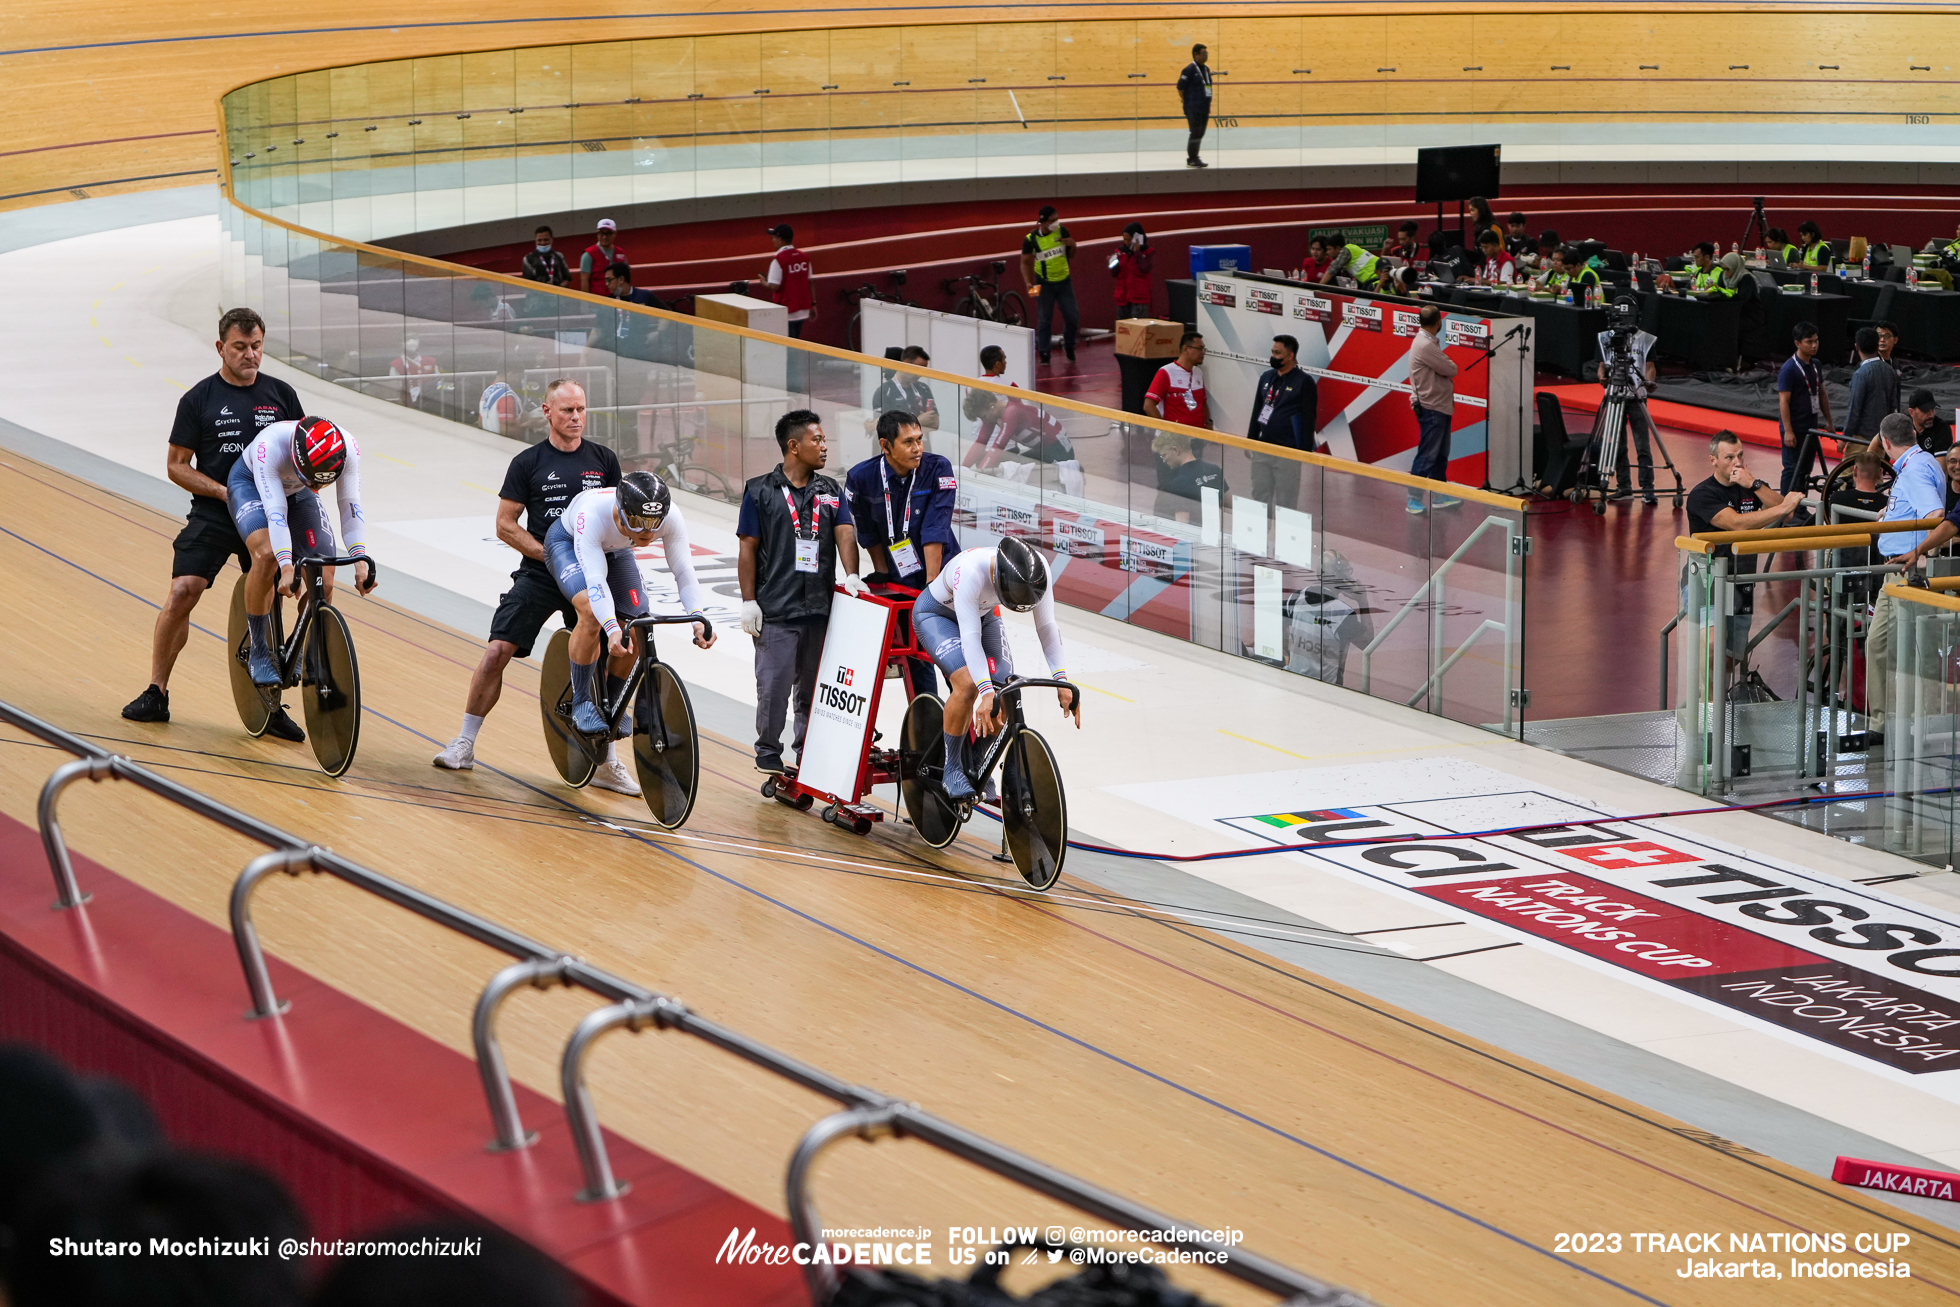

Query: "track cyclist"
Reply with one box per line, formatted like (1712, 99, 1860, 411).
(911, 535, 1079, 802)
(231, 417, 376, 687)
(546, 471, 716, 791)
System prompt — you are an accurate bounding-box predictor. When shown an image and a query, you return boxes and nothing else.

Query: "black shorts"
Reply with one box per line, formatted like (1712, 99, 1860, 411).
(488, 562, 579, 658)
(171, 509, 251, 585)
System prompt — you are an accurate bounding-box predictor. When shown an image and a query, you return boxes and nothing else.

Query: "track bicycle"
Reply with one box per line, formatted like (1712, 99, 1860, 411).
(898, 674, 1076, 890)
(844, 271, 918, 352)
(944, 260, 1028, 327)
(644, 435, 737, 503)
(539, 613, 711, 829)
(226, 555, 375, 777)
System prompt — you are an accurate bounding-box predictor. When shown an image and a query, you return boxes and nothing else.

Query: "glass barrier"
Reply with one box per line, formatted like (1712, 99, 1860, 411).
(222, 204, 1526, 736)
(1885, 587, 1960, 867)
(218, 21, 1960, 244)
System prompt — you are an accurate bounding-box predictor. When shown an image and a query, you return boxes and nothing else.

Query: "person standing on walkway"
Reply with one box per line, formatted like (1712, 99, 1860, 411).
(124, 307, 306, 741)
(577, 219, 627, 294)
(1406, 305, 1462, 515)
(1020, 206, 1079, 365)
(737, 410, 863, 775)
(1111, 223, 1155, 318)
(1246, 334, 1314, 511)
(760, 224, 814, 339)
(1177, 44, 1213, 168)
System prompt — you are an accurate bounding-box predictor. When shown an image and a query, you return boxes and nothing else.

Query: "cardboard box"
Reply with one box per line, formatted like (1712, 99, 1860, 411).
(1114, 317, 1185, 357)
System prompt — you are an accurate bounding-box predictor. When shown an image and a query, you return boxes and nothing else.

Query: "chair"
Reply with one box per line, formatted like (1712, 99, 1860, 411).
(1881, 264, 1907, 283)
(1847, 282, 1899, 338)
(1535, 390, 1589, 495)
(1602, 249, 1630, 270)
(1736, 271, 1778, 363)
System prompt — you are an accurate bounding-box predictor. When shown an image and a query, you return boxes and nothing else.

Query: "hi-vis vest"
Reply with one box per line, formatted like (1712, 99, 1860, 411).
(1341, 243, 1378, 285)
(1028, 227, 1071, 283)
(1801, 239, 1832, 267)
(1692, 263, 1733, 297)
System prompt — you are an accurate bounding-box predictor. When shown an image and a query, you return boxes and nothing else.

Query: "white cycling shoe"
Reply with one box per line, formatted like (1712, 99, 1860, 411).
(432, 737, 476, 771)
(591, 757, 642, 797)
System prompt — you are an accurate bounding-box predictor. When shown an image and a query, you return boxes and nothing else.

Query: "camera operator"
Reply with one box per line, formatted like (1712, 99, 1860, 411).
(1594, 300, 1661, 505)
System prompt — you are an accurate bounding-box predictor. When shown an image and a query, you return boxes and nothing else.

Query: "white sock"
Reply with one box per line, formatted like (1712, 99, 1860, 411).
(459, 712, 486, 744)
(605, 740, 619, 764)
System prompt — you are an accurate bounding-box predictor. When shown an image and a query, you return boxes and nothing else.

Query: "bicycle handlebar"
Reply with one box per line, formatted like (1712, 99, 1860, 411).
(628, 612, 714, 642)
(996, 675, 1078, 697)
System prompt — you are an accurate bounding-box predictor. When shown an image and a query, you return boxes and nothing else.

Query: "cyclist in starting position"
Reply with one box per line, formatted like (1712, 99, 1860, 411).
(911, 535, 1079, 801)
(546, 471, 716, 793)
(231, 417, 377, 689)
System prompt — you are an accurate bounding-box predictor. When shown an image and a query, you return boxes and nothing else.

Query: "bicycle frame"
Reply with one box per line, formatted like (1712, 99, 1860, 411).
(963, 676, 1078, 789)
(271, 555, 366, 683)
(591, 613, 712, 741)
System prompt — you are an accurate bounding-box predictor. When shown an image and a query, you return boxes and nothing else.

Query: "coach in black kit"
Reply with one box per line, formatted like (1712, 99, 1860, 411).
(430, 379, 628, 784)
(123, 308, 306, 740)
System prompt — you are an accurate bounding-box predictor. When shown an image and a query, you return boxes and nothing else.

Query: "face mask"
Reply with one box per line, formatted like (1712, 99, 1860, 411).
(1270, 356, 1285, 369)
(536, 241, 551, 251)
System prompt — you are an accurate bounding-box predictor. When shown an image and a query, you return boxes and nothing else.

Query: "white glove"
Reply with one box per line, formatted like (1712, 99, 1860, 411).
(740, 600, 764, 636)
(841, 573, 867, 598)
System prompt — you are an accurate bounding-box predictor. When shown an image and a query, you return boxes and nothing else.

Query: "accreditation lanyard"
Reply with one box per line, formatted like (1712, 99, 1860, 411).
(782, 485, 821, 573)
(880, 459, 920, 575)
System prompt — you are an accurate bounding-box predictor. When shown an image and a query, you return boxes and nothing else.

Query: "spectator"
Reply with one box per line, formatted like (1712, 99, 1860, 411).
(1144, 332, 1209, 429)
(1944, 449, 1960, 514)
(1300, 235, 1335, 283)
(1844, 326, 1897, 442)
(1909, 388, 1954, 453)
(1467, 196, 1502, 247)
(979, 344, 1009, 381)
(1766, 226, 1800, 263)
(521, 225, 570, 286)
(1151, 431, 1226, 524)
(477, 374, 532, 437)
(1020, 206, 1079, 365)
(1176, 44, 1213, 167)
(1473, 229, 1515, 285)
(1407, 305, 1461, 514)
(1323, 233, 1380, 289)
(1111, 223, 1155, 318)
(846, 410, 957, 693)
(1796, 220, 1833, 269)
(1246, 334, 1314, 510)
(737, 410, 861, 775)
(389, 336, 440, 410)
(1866, 412, 1948, 742)
(1382, 220, 1422, 261)
(1504, 212, 1532, 259)
(577, 218, 627, 294)
(871, 346, 941, 429)
(760, 223, 814, 339)
(1684, 432, 1798, 674)
(1776, 321, 1831, 498)
(313, 1218, 576, 1307)
(1834, 451, 1890, 520)
(602, 262, 667, 362)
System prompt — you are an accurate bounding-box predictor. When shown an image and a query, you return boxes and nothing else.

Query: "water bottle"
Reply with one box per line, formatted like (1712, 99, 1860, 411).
(1909, 265, 1921, 288)
(1862, 249, 1871, 280)
(1810, 271, 1819, 294)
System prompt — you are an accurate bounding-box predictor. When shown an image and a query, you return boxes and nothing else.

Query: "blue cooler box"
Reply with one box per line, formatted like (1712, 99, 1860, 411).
(1189, 245, 1251, 279)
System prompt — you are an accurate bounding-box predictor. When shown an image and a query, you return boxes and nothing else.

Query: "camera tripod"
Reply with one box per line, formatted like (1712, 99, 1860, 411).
(1741, 196, 1770, 251)
(1574, 363, 1685, 515)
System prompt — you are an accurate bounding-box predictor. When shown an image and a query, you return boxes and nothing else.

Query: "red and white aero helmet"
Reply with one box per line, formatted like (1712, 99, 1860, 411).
(292, 417, 348, 486)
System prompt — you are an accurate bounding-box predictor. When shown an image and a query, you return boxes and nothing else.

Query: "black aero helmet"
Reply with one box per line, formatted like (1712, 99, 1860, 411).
(616, 469, 671, 531)
(994, 535, 1047, 612)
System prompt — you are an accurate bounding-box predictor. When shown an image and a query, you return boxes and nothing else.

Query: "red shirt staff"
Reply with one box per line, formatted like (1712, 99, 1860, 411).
(761, 223, 814, 338)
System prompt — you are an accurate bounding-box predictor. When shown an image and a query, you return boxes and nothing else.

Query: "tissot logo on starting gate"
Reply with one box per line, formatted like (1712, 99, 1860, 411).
(836, 666, 854, 687)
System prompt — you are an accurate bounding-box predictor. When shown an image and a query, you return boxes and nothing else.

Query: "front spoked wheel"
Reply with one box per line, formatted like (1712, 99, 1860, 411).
(633, 663, 700, 829)
(226, 576, 273, 737)
(997, 290, 1028, 327)
(300, 605, 362, 777)
(899, 693, 963, 849)
(539, 629, 597, 788)
(1000, 728, 1067, 890)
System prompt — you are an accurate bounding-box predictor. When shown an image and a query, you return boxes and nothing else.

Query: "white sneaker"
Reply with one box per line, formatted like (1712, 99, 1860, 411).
(432, 737, 476, 770)
(590, 757, 642, 797)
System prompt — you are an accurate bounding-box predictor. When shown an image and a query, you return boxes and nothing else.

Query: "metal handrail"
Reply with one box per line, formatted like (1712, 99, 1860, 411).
(1358, 513, 1521, 728)
(0, 697, 1363, 1305)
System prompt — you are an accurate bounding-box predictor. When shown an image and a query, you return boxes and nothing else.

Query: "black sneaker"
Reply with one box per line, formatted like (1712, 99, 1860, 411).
(1038, 354, 1051, 365)
(755, 756, 787, 776)
(121, 685, 169, 722)
(263, 707, 306, 743)
(1064, 347, 1076, 362)
(1642, 491, 1658, 506)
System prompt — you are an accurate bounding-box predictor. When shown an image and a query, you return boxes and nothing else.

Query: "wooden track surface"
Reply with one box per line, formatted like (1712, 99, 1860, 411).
(5, 454, 1960, 1303)
(11, 2, 1960, 213)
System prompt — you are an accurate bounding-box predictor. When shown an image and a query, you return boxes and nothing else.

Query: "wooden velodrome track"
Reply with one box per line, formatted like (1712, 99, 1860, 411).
(4, 452, 1960, 1302)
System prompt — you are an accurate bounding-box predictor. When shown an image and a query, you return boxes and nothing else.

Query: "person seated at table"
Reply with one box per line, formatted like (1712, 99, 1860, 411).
(1909, 388, 1954, 454)
(1300, 235, 1335, 283)
(1472, 229, 1517, 285)
(1537, 246, 1600, 300)
(1765, 227, 1800, 264)
(1323, 233, 1382, 289)
(1381, 221, 1422, 261)
(1678, 243, 1735, 297)
(1505, 212, 1534, 261)
(1535, 230, 1562, 269)
(1796, 221, 1833, 269)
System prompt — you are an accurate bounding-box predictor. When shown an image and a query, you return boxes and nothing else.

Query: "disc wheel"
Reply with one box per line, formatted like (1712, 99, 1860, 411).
(899, 693, 963, 849)
(633, 663, 700, 829)
(1000, 728, 1067, 891)
(226, 576, 273, 737)
(301, 605, 362, 777)
(997, 290, 1028, 327)
(539, 629, 597, 788)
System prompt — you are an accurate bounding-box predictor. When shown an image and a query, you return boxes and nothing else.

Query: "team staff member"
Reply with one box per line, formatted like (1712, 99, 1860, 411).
(432, 380, 635, 784)
(737, 410, 863, 775)
(1685, 433, 1798, 672)
(124, 307, 305, 740)
(1867, 413, 1948, 741)
(1176, 44, 1212, 167)
(577, 219, 628, 294)
(1246, 335, 1315, 510)
(1777, 321, 1832, 500)
(1152, 432, 1226, 523)
(1021, 206, 1079, 365)
(846, 409, 957, 692)
(1322, 235, 1379, 289)
(1796, 221, 1833, 269)
(1144, 333, 1209, 429)
(1407, 305, 1462, 515)
(760, 224, 814, 339)
(1908, 388, 1954, 453)
(522, 226, 571, 286)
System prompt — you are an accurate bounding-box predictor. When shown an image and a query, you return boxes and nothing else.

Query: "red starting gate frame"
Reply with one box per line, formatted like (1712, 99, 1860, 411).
(762, 581, 927, 836)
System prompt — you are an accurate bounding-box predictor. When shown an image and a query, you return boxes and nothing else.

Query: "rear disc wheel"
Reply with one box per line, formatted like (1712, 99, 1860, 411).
(226, 576, 273, 737)
(539, 629, 597, 788)
(633, 663, 700, 829)
(899, 693, 962, 849)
